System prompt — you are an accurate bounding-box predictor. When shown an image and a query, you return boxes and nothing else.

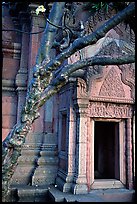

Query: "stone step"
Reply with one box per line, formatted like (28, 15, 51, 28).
(89, 188, 135, 202)
(48, 185, 135, 202)
(10, 163, 58, 186)
(91, 179, 124, 189)
(37, 156, 58, 165)
(32, 167, 58, 185)
(10, 184, 50, 202)
(17, 148, 58, 165)
(10, 143, 58, 186)
(16, 156, 58, 167)
(9, 184, 135, 202)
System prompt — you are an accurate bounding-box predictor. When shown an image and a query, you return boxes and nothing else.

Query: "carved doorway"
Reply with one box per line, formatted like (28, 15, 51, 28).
(94, 121, 120, 180)
(90, 118, 126, 189)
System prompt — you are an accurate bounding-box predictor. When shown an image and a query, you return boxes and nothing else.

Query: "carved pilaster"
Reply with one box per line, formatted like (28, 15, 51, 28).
(15, 14, 29, 122)
(56, 84, 76, 192)
(28, 3, 46, 82)
(132, 111, 135, 188)
(2, 41, 21, 60)
(126, 118, 133, 189)
(119, 64, 135, 101)
(2, 79, 16, 92)
(72, 105, 88, 194)
(72, 78, 89, 194)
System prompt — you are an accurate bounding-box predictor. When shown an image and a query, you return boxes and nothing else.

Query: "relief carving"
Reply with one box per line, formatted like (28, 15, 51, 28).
(68, 51, 81, 64)
(88, 102, 133, 118)
(76, 78, 88, 98)
(99, 68, 125, 98)
(68, 154, 75, 173)
(119, 64, 135, 100)
(84, 6, 135, 47)
(68, 48, 86, 65)
(84, 6, 134, 61)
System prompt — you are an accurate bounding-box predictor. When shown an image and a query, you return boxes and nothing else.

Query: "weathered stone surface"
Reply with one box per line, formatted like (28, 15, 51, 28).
(9, 185, 49, 202)
(2, 3, 135, 202)
(48, 185, 135, 202)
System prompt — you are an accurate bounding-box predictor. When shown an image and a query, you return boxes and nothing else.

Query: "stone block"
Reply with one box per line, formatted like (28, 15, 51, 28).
(33, 117, 44, 133)
(2, 115, 17, 128)
(3, 57, 20, 79)
(2, 128, 10, 141)
(71, 183, 88, 194)
(56, 176, 73, 193)
(32, 165, 58, 185)
(91, 179, 124, 189)
(2, 100, 17, 115)
(10, 166, 34, 185)
(48, 185, 65, 202)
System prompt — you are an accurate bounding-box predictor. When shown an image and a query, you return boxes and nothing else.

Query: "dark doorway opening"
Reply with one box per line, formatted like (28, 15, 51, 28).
(94, 121, 120, 179)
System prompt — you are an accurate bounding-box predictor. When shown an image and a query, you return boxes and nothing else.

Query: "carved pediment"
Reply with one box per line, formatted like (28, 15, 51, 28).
(88, 65, 134, 103)
(99, 68, 125, 98)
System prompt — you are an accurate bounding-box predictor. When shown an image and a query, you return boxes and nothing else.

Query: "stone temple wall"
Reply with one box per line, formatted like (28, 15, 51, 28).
(2, 3, 59, 187)
(2, 2, 135, 196)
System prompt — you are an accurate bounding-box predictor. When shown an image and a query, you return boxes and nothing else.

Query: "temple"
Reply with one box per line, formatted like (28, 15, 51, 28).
(2, 2, 135, 202)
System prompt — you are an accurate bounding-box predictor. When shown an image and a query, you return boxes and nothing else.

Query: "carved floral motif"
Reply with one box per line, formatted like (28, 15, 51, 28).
(84, 6, 135, 46)
(88, 102, 133, 118)
(99, 68, 125, 98)
(119, 64, 135, 100)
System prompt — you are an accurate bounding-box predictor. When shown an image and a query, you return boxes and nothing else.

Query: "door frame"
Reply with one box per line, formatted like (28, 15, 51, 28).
(90, 118, 126, 189)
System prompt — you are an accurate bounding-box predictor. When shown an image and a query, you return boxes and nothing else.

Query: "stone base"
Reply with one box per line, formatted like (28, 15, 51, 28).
(56, 177, 72, 193)
(32, 166, 58, 186)
(71, 183, 88, 194)
(9, 184, 49, 202)
(48, 185, 135, 202)
(91, 179, 124, 189)
(10, 134, 58, 186)
(10, 165, 35, 185)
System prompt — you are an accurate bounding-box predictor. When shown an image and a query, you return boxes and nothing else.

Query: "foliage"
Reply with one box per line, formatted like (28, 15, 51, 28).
(91, 2, 109, 12)
(2, 2, 135, 202)
(35, 5, 46, 15)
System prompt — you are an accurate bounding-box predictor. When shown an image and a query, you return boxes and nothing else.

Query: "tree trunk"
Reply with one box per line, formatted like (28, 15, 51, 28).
(2, 2, 135, 202)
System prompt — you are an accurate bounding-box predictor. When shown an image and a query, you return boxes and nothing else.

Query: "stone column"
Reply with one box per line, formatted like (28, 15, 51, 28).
(28, 3, 44, 82)
(28, 3, 46, 133)
(56, 83, 76, 192)
(15, 13, 29, 122)
(72, 101, 89, 194)
(2, 13, 21, 141)
(10, 8, 45, 186)
(126, 118, 133, 189)
(66, 99, 76, 188)
(133, 111, 135, 188)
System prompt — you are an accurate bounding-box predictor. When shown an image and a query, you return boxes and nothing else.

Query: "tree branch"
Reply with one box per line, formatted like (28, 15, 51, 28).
(2, 2, 135, 201)
(41, 3, 135, 74)
(38, 54, 135, 106)
(36, 2, 66, 64)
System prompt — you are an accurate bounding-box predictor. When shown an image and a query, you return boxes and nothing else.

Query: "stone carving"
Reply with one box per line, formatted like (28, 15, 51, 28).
(99, 68, 125, 98)
(68, 48, 86, 65)
(2, 42, 21, 59)
(84, 6, 135, 47)
(119, 64, 135, 100)
(68, 51, 81, 64)
(87, 64, 134, 103)
(68, 154, 75, 173)
(76, 78, 88, 98)
(88, 102, 133, 118)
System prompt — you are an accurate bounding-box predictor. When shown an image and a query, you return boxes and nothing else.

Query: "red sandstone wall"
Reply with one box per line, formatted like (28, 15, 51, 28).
(2, 4, 58, 141)
(2, 5, 21, 141)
